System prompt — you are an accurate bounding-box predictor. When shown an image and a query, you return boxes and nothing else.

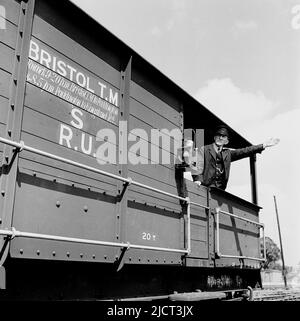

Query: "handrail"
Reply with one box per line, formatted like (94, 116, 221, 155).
(190, 201, 209, 210)
(214, 207, 266, 262)
(216, 208, 264, 227)
(0, 228, 189, 254)
(0, 137, 187, 202)
(0, 137, 193, 254)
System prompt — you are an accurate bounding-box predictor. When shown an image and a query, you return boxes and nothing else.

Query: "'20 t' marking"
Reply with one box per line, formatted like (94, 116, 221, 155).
(142, 232, 156, 241)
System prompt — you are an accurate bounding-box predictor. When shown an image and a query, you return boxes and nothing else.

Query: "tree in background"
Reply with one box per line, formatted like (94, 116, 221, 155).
(260, 236, 281, 269)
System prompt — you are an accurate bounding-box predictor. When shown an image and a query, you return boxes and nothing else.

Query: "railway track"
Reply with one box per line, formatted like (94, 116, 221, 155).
(253, 288, 300, 301)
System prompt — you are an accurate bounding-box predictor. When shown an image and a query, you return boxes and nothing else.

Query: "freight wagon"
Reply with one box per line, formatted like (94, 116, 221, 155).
(0, 0, 265, 300)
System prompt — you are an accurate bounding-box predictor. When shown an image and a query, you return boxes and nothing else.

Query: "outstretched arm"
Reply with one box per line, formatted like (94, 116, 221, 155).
(231, 138, 280, 162)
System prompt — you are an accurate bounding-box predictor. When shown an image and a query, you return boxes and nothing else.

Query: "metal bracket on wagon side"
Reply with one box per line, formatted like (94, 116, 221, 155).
(213, 207, 266, 262)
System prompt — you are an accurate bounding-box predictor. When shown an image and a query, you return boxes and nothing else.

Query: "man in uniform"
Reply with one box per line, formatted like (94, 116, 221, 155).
(189, 125, 279, 190)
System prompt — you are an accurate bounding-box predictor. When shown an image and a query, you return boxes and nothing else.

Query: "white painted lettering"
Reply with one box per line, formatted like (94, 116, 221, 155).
(40, 49, 51, 68)
(86, 76, 95, 93)
(29, 40, 39, 61)
(81, 133, 93, 155)
(59, 124, 73, 148)
(109, 89, 118, 107)
(67, 65, 77, 81)
(76, 72, 86, 87)
(52, 56, 57, 72)
(56, 60, 67, 77)
(98, 81, 107, 98)
(70, 108, 84, 129)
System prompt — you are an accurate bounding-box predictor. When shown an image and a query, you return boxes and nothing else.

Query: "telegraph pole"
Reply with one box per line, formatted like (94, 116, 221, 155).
(273, 195, 287, 289)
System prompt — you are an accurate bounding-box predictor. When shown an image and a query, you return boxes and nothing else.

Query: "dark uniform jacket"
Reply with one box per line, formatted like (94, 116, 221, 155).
(192, 143, 265, 190)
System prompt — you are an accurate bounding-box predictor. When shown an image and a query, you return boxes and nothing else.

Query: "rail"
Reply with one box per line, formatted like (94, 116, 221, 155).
(0, 137, 212, 255)
(0, 228, 188, 254)
(214, 207, 266, 262)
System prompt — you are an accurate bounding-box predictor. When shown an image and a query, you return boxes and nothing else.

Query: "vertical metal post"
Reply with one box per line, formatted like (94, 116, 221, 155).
(215, 207, 220, 257)
(115, 56, 132, 270)
(179, 110, 184, 252)
(273, 195, 287, 288)
(208, 189, 214, 266)
(186, 197, 191, 255)
(262, 225, 266, 261)
(0, 0, 35, 268)
(249, 155, 258, 205)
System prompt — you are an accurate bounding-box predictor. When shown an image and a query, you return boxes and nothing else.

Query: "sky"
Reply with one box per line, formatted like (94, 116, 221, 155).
(70, 0, 300, 267)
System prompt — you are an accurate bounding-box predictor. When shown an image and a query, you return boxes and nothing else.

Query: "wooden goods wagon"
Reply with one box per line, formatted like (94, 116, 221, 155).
(0, 0, 264, 300)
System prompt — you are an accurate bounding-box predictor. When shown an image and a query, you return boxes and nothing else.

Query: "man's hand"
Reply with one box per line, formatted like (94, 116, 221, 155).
(263, 138, 280, 149)
(194, 181, 201, 187)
